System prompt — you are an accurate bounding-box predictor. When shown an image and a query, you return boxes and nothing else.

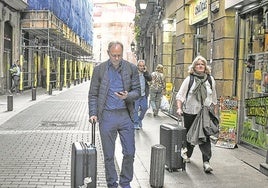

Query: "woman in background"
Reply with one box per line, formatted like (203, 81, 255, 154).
(150, 64, 166, 117)
(176, 55, 218, 173)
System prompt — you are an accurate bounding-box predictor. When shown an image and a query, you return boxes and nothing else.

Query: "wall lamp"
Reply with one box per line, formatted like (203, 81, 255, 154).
(211, 0, 219, 13)
(140, 3, 147, 10)
(131, 42, 135, 52)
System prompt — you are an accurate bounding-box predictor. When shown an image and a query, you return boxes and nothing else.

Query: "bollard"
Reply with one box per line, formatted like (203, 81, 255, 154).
(67, 80, 71, 88)
(32, 87, 36, 101)
(7, 95, 13, 111)
(49, 83, 52, 95)
(267, 150, 268, 164)
(260, 150, 268, 176)
(74, 79, 76, 86)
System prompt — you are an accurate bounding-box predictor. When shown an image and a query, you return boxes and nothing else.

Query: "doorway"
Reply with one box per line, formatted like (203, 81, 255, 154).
(4, 21, 13, 92)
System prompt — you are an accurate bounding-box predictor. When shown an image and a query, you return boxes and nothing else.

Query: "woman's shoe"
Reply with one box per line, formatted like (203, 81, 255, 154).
(203, 161, 213, 173)
(153, 110, 158, 117)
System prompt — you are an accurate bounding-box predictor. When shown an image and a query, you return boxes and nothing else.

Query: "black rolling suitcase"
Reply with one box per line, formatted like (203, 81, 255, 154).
(160, 123, 187, 172)
(149, 144, 166, 188)
(71, 121, 97, 188)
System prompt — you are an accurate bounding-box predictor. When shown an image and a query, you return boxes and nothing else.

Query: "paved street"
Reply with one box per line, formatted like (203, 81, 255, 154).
(0, 81, 267, 188)
(0, 82, 107, 187)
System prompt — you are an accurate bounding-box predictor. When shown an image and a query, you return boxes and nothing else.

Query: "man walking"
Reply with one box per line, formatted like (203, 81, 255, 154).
(88, 41, 140, 188)
(134, 60, 152, 129)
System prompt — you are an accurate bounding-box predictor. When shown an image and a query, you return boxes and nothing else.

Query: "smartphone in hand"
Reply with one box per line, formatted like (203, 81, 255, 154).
(117, 91, 125, 95)
(143, 66, 147, 72)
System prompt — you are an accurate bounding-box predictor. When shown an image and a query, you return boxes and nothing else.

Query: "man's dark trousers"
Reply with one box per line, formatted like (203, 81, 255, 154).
(100, 109, 135, 188)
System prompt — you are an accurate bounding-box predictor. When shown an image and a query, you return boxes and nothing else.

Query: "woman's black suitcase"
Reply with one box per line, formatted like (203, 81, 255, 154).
(71, 121, 97, 188)
(160, 123, 187, 172)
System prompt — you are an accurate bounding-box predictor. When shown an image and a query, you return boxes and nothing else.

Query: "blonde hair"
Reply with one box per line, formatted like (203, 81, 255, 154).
(188, 55, 211, 74)
(156, 64, 163, 73)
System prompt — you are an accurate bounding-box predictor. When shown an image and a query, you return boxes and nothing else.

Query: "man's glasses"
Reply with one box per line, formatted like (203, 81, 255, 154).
(109, 53, 122, 58)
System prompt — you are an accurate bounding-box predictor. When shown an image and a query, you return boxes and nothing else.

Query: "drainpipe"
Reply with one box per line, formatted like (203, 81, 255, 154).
(210, 22, 215, 64)
(209, 0, 217, 64)
(233, 10, 240, 96)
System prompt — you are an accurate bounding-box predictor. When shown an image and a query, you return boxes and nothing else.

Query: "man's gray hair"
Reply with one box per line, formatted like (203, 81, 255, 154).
(107, 41, 124, 51)
(137, 60, 145, 65)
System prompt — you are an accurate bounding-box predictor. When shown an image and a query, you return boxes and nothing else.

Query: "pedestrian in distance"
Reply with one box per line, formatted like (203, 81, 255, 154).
(88, 41, 141, 188)
(133, 60, 152, 130)
(150, 64, 166, 117)
(40, 67, 47, 88)
(9, 60, 21, 94)
(50, 69, 57, 89)
(176, 55, 218, 173)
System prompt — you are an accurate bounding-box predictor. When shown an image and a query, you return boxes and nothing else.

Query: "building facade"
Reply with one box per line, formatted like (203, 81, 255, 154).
(135, 0, 268, 157)
(93, 0, 136, 64)
(0, 0, 27, 94)
(0, 0, 94, 94)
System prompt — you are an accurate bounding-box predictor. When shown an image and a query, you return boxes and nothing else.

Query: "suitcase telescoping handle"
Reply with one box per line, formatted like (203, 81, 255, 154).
(178, 115, 184, 127)
(91, 119, 96, 146)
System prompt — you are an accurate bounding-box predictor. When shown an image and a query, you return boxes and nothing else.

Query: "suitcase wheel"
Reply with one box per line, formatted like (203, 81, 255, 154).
(151, 185, 163, 188)
(167, 167, 177, 172)
(182, 162, 186, 171)
(168, 168, 173, 172)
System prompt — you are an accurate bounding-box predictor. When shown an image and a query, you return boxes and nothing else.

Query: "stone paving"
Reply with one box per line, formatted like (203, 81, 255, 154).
(0, 82, 107, 188)
(0, 81, 268, 188)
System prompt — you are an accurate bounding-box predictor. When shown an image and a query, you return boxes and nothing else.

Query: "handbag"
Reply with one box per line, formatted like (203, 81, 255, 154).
(203, 108, 220, 136)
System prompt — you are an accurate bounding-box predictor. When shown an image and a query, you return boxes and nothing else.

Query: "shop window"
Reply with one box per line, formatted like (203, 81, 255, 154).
(243, 52, 268, 151)
(245, 10, 268, 98)
(194, 23, 207, 58)
(245, 54, 268, 97)
(243, 9, 268, 151)
(248, 11, 265, 54)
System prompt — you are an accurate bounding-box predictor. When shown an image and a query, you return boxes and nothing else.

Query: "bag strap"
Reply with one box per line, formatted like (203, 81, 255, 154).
(186, 74, 212, 100)
(186, 74, 194, 99)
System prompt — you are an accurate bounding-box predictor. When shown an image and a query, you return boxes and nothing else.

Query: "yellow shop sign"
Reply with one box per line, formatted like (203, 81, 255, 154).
(189, 0, 208, 25)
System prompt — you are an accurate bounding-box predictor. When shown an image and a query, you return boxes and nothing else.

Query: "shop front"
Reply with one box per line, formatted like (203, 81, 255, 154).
(0, 1, 27, 94)
(233, 0, 268, 155)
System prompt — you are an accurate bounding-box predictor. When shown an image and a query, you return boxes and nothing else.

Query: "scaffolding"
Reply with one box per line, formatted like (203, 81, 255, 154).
(20, 10, 93, 92)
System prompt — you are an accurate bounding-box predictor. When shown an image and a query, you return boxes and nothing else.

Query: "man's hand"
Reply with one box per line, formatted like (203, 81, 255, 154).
(89, 116, 98, 124)
(115, 91, 128, 99)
